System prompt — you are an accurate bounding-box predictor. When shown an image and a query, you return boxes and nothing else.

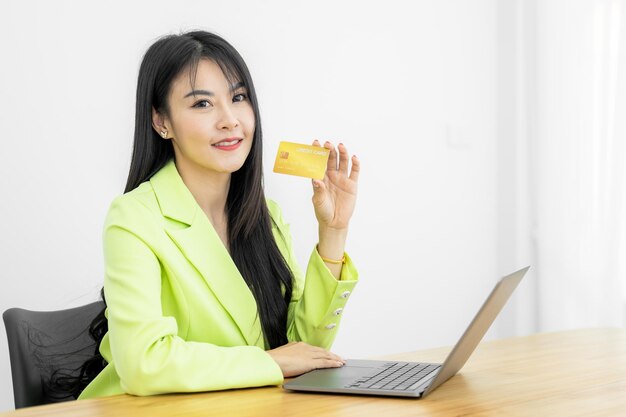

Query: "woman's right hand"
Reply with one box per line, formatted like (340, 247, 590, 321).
(267, 342, 346, 378)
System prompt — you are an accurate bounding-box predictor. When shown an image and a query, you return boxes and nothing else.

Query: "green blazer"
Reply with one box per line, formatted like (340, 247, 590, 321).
(79, 160, 358, 398)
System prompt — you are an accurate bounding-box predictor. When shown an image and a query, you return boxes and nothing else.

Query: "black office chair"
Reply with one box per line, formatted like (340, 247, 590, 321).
(2, 301, 104, 408)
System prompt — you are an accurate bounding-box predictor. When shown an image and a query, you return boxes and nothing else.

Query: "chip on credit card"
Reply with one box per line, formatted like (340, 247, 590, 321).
(272, 141, 330, 180)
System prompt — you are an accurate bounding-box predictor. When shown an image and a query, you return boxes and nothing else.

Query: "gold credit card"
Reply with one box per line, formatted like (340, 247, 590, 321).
(273, 141, 330, 179)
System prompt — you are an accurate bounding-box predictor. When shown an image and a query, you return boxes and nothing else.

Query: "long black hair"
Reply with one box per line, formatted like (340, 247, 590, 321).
(60, 30, 294, 398)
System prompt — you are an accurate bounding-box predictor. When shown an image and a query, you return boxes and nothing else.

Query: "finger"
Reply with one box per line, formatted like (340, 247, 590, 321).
(327, 352, 346, 364)
(309, 346, 331, 356)
(348, 155, 360, 182)
(310, 347, 345, 363)
(312, 139, 321, 147)
(325, 141, 337, 171)
(318, 359, 345, 369)
(337, 143, 349, 175)
(311, 180, 327, 208)
(311, 178, 326, 194)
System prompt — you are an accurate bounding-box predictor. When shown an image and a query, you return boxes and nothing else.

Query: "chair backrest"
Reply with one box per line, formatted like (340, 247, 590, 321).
(2, 301, 104, 409)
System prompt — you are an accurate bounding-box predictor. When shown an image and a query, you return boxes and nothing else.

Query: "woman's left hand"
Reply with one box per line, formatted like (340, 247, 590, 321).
(311, 140, 360, 231)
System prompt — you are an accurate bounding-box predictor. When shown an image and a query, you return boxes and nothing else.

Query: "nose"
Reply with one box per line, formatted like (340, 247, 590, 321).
(216, 104, 239, 131)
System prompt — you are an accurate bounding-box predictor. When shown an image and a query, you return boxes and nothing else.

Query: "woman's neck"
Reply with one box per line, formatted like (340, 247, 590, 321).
(174, 159, 230, 227)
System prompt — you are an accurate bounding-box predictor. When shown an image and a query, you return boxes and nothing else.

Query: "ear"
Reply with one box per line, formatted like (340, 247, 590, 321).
(152, 107, 171, 139)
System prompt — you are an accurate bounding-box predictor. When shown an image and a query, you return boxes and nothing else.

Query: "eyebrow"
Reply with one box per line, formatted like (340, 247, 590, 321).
(184, 81, 246, 98)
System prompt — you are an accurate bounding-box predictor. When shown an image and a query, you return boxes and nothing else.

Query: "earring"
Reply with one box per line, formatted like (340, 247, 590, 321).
(160, 130, 168, 138)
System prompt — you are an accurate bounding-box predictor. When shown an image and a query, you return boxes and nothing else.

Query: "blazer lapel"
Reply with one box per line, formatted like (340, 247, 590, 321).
(150, 160, 262, 347)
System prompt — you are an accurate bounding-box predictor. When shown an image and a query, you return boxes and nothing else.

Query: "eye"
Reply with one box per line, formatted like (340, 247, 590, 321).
(192, 99, 212, 108)
(233, 93, 248, 103)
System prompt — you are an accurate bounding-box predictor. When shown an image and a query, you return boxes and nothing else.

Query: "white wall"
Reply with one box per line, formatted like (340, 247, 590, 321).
(0, 0, 501, 410)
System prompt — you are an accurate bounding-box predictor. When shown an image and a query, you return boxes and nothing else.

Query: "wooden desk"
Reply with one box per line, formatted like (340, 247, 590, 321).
(2, 328, 625, 417)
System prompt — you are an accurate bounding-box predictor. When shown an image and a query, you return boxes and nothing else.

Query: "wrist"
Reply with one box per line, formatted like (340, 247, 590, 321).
(318, 225, 349, 241)
(317, 227, 348, 263)
(316, 244, 346, 264)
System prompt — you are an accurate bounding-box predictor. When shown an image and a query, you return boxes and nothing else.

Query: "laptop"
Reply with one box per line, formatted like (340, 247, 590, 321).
(283, 266, 529, 398)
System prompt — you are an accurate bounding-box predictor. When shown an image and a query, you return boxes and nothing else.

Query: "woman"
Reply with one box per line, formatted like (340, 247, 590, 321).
(78, 30, 360, 398)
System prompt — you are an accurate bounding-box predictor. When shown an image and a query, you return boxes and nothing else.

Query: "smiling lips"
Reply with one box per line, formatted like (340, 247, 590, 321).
(212, 138, 243, 151)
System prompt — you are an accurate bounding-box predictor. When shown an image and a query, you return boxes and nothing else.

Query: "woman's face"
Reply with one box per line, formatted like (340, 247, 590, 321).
(158, 59, 255, 176)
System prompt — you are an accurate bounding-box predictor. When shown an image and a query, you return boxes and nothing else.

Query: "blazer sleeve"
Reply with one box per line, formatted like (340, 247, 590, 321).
(267, 200, 359, 350)
(103, 196, 283, 396)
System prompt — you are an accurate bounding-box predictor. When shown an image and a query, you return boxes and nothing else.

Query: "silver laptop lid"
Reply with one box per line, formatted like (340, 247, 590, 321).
(422, 266, 529, 396)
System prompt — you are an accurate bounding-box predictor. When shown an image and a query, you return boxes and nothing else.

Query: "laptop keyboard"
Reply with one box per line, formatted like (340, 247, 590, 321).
(345, 362, 440, 391)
